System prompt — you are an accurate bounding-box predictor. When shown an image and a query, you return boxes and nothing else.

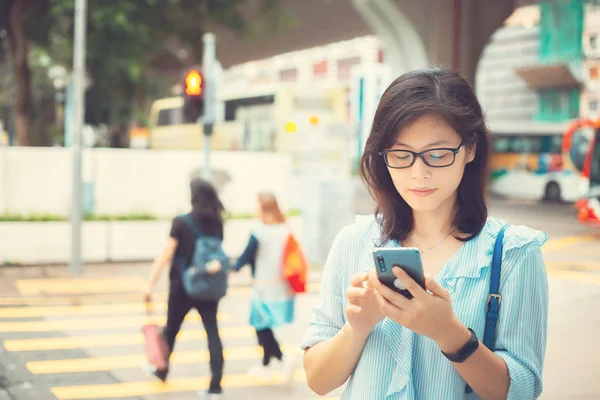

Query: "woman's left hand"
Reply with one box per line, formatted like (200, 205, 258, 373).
(206, 260, 223, 275)
(368, 267, 463, 346)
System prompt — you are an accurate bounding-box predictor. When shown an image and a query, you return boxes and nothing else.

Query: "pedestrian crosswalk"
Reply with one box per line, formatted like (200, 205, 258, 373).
(27, 345, 300, 374)
(4, 326, 256, 352)
(0, 313, 219, 333)
(0, 276, 341, 400)
(51, 372, 308, 400)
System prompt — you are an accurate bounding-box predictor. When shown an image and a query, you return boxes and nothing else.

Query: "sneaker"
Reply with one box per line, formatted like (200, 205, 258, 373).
(198, 390, 222, 399)
(266, 357, 295, 387)
(280, 356, 296, 387)
(247, 363, 272, 379)
(143, 364, 168, 382)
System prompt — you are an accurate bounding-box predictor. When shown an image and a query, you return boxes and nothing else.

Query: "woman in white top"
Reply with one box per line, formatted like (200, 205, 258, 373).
(301, 67, 549, 399)
(233, 193, 295, 383)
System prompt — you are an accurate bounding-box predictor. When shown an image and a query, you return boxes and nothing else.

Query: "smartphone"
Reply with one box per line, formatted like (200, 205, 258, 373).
(372, 247, 426, 299)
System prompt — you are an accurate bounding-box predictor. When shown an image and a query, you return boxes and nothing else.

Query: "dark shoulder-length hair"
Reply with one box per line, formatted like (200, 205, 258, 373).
(189, 178, 225, 236)
(360, 67, 491, 245)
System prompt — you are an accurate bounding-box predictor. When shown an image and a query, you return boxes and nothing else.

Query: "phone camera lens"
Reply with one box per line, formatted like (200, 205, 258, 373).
(376, 255, 384, 264)
(380, 265, 386, 272)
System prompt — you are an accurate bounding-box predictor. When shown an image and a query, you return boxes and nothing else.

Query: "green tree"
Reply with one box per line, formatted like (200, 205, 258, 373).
(0, 0, 290, 146)
(0, 0, 51, 146)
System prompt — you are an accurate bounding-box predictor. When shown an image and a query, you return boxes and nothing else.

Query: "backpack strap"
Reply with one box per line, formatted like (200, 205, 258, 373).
(466, 224, 509, 394)
(181, 214, 203, 238)
(176, 215, 202, 276)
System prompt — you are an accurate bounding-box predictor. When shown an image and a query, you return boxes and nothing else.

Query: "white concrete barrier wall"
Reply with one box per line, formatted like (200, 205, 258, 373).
(0, 218, 302, 265)
(0, 147, 296, 217)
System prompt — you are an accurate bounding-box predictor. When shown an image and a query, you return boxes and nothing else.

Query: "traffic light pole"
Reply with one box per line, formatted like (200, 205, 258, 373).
(70, 0, 88, 276)
(202, 33, 216, 182)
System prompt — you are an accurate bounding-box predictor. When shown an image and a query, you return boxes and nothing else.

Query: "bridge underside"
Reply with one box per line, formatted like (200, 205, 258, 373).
(211, 0, 527, 85)
(212, 0, 371, 68)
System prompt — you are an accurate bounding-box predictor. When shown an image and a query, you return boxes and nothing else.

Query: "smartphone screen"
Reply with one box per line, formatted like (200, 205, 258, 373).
(372, 247, 426, 299)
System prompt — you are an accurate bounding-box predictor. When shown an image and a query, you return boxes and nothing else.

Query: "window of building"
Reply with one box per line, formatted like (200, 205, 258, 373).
(312, 60, 328, 78)
(279, 68, 297, 82)
(590, 34, 598, 50)
(590, 100, 598, 112)
(590, 65, 599, 79)
(537, 88, 580, 121)
(337, 57, 361, 80)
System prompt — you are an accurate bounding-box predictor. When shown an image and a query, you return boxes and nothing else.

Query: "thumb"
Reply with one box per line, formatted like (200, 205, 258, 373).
(425, 275, 449, 300)
(350, 272, 370, 288)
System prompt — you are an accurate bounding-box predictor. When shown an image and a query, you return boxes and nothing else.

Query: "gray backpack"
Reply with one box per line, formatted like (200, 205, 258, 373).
(178, 214, 230, 301)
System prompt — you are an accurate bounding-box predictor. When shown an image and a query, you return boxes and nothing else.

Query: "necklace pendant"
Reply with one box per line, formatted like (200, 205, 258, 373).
(410, 230, 455, 255)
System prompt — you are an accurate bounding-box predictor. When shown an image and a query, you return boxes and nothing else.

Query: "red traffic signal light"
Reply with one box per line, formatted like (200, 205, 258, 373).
(184, 70, 203, 96)
(183, 68, 205, 123)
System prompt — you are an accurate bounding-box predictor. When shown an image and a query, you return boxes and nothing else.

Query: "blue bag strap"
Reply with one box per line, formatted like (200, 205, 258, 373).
(181, 214, 202, 238)
(466, 224, 509, 394)
(484, 224, 508, 349)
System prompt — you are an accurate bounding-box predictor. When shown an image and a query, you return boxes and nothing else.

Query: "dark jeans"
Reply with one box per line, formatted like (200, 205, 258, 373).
(163, 287, 223, 393)
(256, 328, 283, 366)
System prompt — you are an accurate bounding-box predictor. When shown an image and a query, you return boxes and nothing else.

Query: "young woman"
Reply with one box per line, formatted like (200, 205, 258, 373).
(301, 68, 549, 399)
(233, 193, 295, 385)
(144, 178, 226, 399)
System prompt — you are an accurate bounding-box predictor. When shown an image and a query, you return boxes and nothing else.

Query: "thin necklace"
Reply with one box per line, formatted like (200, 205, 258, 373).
(410, 229, 455, 254)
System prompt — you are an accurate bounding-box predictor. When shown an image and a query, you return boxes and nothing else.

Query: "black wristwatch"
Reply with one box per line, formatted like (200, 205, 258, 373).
(441, 328, 479, 363)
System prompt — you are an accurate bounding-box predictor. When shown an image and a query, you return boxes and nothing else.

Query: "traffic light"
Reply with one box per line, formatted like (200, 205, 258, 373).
(183, 69, 205, 123)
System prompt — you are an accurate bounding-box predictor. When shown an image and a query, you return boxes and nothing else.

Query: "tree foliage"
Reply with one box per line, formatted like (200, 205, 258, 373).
(0, 0, 289, 145)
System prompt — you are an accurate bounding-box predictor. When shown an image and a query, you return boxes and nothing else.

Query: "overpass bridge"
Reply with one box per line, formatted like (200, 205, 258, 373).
(212, 0, 535, 84)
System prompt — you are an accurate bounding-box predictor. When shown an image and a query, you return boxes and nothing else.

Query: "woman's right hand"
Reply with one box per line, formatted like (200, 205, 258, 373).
(142, 281, 153, 302)
(345, 270, 384, 336)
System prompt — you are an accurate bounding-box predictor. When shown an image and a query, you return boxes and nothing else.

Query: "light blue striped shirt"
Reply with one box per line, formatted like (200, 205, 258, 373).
(301, 216, 548, 399)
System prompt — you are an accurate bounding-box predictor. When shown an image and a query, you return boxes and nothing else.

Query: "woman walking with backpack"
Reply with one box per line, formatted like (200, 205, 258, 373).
(233, 192, 297, 385)
(144, 178, 227, 399)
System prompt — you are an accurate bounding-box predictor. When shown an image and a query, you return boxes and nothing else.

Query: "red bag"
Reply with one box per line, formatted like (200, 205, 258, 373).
(142, 300, 169, 370)
(282, 233, 308, 294)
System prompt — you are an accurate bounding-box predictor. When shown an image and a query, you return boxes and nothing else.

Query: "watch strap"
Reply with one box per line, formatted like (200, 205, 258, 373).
(441, 328, 479, 363)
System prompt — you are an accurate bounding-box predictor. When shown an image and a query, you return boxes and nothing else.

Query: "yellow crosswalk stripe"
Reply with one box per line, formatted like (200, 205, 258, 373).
(548, 269, 600, 286)
(551, 246, 600, 257)
(0, 312, 229, 333)
(546, 261, 600, 272)
(4, 325, 256, 351)
(0, 302, 169, 318)
(27, 345, 300, 374)
(16, 277, 147, 295)
(52, 370, 308, 399)
(0, 293, 170, 306)
(542, 235, 598, 254)
(4, 282, 319, 305)
(15, 278, 320, 296)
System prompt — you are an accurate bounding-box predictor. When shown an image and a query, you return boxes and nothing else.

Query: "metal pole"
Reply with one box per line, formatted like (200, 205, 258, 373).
(70, 0, 88, 275)
(202, 33, 216, 182)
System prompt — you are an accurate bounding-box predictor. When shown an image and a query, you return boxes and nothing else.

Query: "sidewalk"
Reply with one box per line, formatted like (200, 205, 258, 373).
(0, 356, 11, 400)
(0, 329, 61, 400)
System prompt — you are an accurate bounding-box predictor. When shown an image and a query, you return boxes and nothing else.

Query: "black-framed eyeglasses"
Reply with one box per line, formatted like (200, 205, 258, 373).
(379, 140, 465, 169)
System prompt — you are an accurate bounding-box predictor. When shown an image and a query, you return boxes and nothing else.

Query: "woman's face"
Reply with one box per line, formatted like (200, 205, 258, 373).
(384, 114, 475, 213)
